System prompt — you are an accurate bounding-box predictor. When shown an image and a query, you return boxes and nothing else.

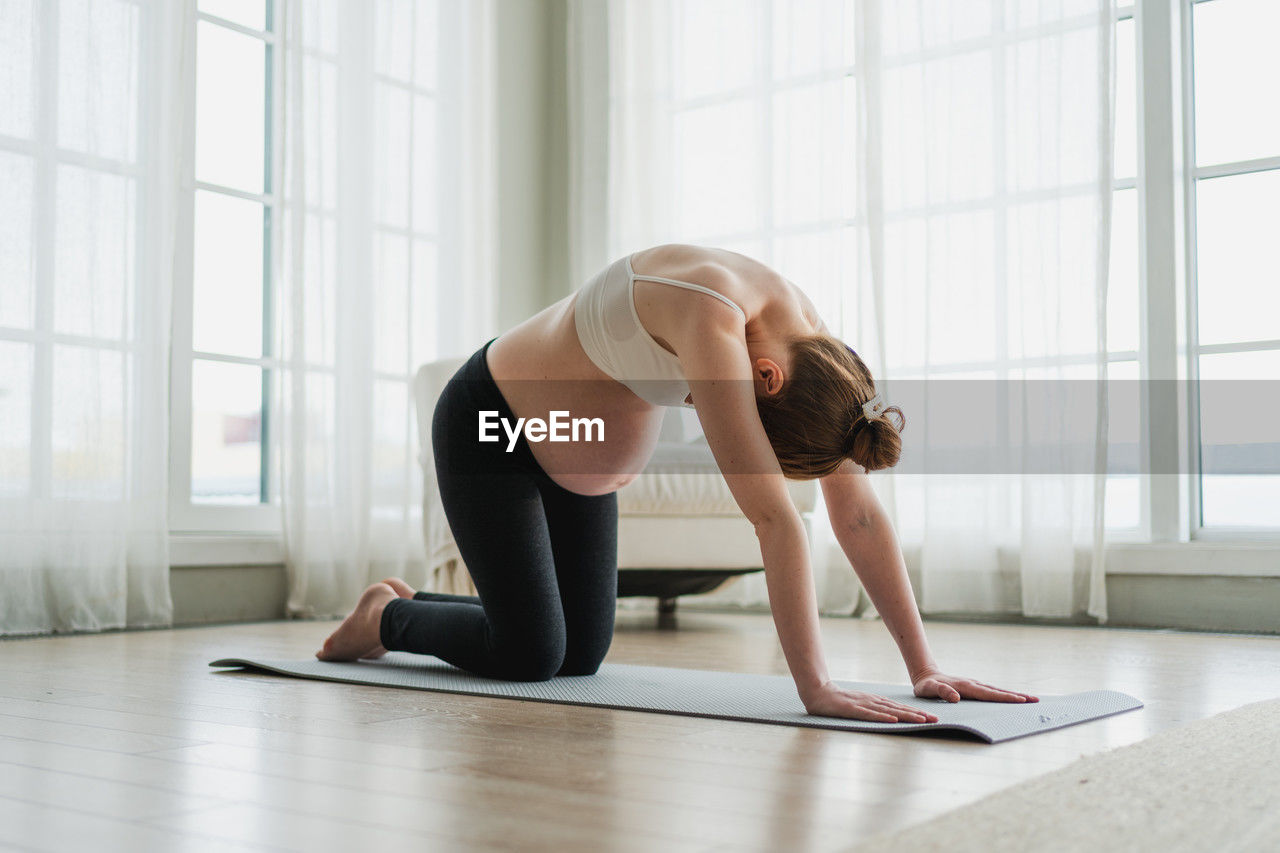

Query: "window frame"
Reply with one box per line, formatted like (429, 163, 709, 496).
(1137, 0, 1280, 543)
(169, 2, 281, 535)
(1182, 0, 1280, 538)
(658, 0, 1274, 543)
(164, 0, 1277, 549)
(0, 0, 147, 513)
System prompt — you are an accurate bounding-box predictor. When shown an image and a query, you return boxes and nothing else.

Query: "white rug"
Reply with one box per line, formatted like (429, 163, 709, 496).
(855, 697, 1280, 852)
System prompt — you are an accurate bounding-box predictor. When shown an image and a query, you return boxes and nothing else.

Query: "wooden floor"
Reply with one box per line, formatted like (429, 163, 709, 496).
(1, 611, 1278, 853)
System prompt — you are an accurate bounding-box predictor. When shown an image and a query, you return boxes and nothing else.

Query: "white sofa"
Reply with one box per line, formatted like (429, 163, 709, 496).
(413, 359, 820, 612)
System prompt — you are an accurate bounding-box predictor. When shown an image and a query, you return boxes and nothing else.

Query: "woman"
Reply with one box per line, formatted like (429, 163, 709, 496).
(318, 243, 1037, 723)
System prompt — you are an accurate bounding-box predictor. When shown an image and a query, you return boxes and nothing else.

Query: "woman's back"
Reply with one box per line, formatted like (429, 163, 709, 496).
(486, 244, 814, 494)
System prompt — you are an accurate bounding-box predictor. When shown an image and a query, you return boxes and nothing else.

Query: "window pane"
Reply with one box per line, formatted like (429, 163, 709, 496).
(1198, 350, 1280, 528)
(885, 0, 992, 54)
(1, 0, 36, 138)
(1108, 187, 1138, 353)
(1106, 360, 1141, 530)
(412, 0, 438, 89)
(196, 21, 266, 192)
(375, 0, 413, 81)
(771, 0, 856, 79)
(296, 213, 336, 366)
(1004, 29, 1102, 194)
(52, 345, 124, 499)
(193, 190, 265, 358)
(374, 232, 409, 374)
(674, 100, 762, 238)
(772, 79, 855, 228)
(1193, 0, 1280, 167)
(1008, 195, 1101, 360)
(773, 229, 847, 332)
(58, 0, 139, 162)
(411, 94, 438, 234)
(1106, 476, 1141, 529)
(0, 151, 35, 328)
(191, 359, 263, 504)
(674, 0, 759, 100)
(198, 0, 267, 31)
(1201, 475, 1280, 527)
(301, 0, 338, 55)
(1195, 170, 1280, 347)
(299, 55, 339, 211)
(55, 165, 134, 340)
(372, 379, 410, 498)
(410, 238, 439, 367)
(1114, 16, 1137, 181)
(0, 341, 32, 496)
(374, 82, 411, 228)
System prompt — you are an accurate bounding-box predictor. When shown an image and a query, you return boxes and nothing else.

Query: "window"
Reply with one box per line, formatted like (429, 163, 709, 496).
(1188, 0, 1280, 530)
(0, 0, 142, 505)
(628, 0, 1274, 544)
(656, 2, 1144, 531)
(170, 0, 456, 539)
(169, 1, 277, 532)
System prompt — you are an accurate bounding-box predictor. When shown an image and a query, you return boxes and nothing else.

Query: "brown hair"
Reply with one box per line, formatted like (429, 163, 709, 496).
(755, 335, 905, 478)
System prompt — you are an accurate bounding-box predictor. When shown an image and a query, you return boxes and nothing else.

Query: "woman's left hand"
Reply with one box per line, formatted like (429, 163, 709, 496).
(911, 669, 1039, 704)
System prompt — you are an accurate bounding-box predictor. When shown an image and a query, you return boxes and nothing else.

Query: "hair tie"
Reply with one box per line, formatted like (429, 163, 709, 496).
(862, 393, 886, 420)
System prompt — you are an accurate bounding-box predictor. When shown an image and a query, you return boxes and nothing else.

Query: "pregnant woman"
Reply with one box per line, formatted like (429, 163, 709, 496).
(318, 243, 1037, 722)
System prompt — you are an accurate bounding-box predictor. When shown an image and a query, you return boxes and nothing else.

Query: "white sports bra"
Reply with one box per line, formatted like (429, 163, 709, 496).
(574, 253, 747, 407)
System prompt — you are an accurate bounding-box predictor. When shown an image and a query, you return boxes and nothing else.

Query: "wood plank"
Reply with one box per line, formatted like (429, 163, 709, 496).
(0, 612, 1276, 851)
(0, 795, 261, 853)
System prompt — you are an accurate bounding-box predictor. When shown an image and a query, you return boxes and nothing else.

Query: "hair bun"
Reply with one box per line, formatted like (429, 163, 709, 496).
(846, 405, 905, 471)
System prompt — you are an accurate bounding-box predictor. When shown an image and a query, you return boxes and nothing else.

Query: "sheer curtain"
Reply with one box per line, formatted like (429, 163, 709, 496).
(869, 3, 1114, 620)
(273, 0, 498, 618)
(570, 0, 1113, 619)
(0, 0, 192, 636)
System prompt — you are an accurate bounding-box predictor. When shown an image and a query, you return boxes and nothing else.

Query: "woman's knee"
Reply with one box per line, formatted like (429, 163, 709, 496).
(556, 639, 611, 677)
(494, 632, 566, 682)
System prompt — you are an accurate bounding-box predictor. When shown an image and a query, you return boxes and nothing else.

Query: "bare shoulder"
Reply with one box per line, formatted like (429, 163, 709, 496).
(631, 243, 740, 285)
(633, 244, 829, 343)
(633, 243, 790, 303)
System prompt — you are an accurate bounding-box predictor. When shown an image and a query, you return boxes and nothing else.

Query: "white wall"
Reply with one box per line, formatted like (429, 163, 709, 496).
(493, 0, 572, 331)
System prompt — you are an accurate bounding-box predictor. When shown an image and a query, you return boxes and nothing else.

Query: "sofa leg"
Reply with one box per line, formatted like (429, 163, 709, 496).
(657, 596, 677, 615)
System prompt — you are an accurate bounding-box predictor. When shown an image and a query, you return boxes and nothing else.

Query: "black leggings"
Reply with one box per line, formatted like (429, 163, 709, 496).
(379, 341, 618, 681)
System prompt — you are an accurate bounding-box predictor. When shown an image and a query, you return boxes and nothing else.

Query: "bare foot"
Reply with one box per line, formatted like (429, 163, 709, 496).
(359, 576, 412, 659)
(316, 582, 398, 662)
(381, 577, 416, 599)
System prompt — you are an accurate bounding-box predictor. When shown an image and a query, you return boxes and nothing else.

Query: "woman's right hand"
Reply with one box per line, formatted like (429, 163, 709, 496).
(800, 681, 939, 723)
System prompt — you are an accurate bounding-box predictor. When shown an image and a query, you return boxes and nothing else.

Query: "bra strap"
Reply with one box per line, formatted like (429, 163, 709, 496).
(630, 273, 747, 321)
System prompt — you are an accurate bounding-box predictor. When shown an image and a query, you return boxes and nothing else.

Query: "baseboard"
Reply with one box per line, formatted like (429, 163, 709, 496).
(166, 564, 1280, 635)
(1105, 574, 1280, 634)
(170, 564, 288, 626)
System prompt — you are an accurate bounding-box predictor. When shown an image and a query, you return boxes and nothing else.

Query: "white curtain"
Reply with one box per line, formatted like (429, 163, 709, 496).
(273, 0, 498, 618)
(0, 0, 192, 635)
(570, 0, 1113, 619)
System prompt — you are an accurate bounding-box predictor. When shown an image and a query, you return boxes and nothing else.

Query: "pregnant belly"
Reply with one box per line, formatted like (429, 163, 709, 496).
(485, 306, 668, 495)
(525, 409, 662, 496)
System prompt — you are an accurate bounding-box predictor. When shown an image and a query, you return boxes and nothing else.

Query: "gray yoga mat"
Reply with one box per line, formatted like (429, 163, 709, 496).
(210, 653, 1141, 743)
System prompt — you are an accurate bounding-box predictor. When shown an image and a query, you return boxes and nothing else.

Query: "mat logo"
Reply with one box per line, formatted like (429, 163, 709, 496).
(479, 410, 605, 452)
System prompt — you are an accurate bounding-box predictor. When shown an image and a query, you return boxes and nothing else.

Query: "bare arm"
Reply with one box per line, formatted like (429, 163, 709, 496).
(680, 322, 828, 699)
(820, 464, 937, 679)
(821, 463, 1039, 703)
(673, 310, 934, 722)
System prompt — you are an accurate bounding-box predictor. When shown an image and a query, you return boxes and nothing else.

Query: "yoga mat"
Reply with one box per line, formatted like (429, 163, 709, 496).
(210, 653, 1141, 743)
